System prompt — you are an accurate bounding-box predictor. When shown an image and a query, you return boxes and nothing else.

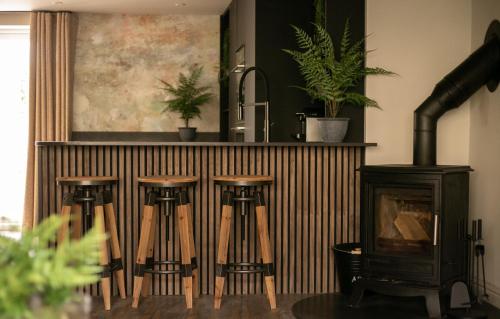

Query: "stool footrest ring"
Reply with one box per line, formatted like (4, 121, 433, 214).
(144, 269, 182, 275)
(155, 196, 176, 202)
(232, 197, 255, 202)
(73, 196, 96, 202)
(141, 259, 185, 275)
(226, 262, 267, 274)
(152, 260, 181, 265)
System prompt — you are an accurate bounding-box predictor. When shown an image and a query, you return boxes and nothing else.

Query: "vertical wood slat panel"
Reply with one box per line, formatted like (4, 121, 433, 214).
(37, 144, 364, 295)
(296, 146, 303, 293)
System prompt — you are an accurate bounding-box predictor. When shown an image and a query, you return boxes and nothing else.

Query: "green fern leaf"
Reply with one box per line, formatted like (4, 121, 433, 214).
(340, 19, 351, 58)
(283, 21, 392, 115)
(158, 65, 214, 126)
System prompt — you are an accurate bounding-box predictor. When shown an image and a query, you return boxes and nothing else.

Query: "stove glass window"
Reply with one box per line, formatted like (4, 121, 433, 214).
(374, 187, 434, 256)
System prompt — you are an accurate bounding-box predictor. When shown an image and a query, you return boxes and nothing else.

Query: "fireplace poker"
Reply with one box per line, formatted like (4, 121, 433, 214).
(476, 237, 480, 302)
(476, 219, 489, 302)
(476, 220, 481, 302)
(470, 220, 477, 299)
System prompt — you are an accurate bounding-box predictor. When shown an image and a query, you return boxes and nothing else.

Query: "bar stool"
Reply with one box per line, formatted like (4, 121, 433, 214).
(213, 175, 277, 310)
(132, 175, 198, 309)
(56, 176, 126, 311)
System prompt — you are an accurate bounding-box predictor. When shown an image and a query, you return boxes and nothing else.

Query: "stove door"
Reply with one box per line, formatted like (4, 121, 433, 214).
(363, 175, 441, 283)
(374, 187, 435, 257)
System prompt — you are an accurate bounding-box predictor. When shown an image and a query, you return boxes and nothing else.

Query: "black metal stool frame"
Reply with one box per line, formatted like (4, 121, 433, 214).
(217, 187, 271, 276)
(62, 187, 124, 276)
(132, 180, 198, 309)
(213, 178, 277, 310)
(139, 188, 197, 277)
(57, 178, 126, 311)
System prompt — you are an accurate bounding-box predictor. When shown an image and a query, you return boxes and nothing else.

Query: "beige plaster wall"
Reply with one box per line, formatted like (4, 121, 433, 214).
(73, 14, 220, 132)
(365, 0, 471, 165)
(469, 0, 500, 307)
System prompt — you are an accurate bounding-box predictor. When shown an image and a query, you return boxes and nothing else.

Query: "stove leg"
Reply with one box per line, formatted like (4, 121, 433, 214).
(348, 283, 365, 308)
(424, 291, 441, 319)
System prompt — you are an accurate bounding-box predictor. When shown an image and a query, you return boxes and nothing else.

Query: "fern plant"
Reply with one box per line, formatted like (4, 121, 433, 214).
(283, 21, 393, 117)
(160, 65, 214, 128)
(0, 215, 104, 319)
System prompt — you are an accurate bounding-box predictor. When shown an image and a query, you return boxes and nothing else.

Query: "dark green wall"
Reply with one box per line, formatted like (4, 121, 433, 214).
(326, 0, 366, 142)
(221, 0, 366, 142)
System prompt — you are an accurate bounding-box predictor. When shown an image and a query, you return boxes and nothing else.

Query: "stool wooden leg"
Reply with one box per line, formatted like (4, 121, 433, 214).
(255, 192, 277, 310)
(186, 201, 199, 298)
(70, 203, 82, 240)
(103, 191, 126, 299)
(95, 193, 111, 311)
(141, 204, 157, 297)
(214, 191, 233, 309)
(58, 193, 74, 243)
(132, 192, 157, 308)
(177, 191, 193, 309)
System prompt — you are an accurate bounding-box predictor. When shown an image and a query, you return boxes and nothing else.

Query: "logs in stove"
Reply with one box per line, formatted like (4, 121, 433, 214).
(350, 20, 500, 318)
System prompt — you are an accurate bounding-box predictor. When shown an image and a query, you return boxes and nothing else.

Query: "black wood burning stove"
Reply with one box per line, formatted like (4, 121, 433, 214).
(352, 165, 471, 318)
(350, 21, 500, 318)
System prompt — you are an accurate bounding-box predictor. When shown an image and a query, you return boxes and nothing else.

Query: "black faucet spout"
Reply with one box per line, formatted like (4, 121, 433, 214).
(238, 66, 270, 106)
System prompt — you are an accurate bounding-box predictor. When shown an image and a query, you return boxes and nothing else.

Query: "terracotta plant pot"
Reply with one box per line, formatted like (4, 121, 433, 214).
(317, 118, 349, 142)
(178, 127, 197, 142)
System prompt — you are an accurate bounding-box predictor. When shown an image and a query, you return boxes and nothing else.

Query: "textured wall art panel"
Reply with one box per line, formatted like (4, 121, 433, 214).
(73, 14, 220, 132)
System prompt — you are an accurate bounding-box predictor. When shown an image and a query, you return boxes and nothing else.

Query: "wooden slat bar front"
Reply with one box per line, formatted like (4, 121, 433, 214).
(36, 142, 369, 295)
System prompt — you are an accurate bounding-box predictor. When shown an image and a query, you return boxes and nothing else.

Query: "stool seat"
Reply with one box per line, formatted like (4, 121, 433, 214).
(213, 175, 273, 186)
(57, 176, 118, 186)
(137, 175, 198, 187)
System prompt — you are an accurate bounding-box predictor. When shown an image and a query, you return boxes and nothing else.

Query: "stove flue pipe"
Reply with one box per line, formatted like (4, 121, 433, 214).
(413, 20, 500, 166)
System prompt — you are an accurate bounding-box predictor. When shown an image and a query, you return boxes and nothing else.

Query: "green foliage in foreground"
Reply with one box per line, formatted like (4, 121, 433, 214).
(0, 215, 104, 319)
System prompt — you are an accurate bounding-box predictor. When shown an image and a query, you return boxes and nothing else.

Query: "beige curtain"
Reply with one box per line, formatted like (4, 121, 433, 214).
(23, 11, 74, 229)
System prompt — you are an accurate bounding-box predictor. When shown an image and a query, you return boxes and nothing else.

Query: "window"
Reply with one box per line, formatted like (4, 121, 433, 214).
(0, 25, 30, 235)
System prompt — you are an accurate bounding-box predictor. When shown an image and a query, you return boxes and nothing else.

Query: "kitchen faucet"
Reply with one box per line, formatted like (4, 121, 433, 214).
(238, 66, 270, 143)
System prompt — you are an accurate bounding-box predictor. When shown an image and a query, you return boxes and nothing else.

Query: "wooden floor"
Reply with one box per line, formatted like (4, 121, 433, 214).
(90, 294, 500, 319)
(91, 294, 303, 319)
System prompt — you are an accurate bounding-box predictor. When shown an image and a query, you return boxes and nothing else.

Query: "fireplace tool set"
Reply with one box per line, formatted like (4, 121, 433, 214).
(448, 219, 489, 319)
(470, 219, 489, 303)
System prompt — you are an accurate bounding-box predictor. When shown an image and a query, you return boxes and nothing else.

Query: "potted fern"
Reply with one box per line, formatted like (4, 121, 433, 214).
(160, 65, 214, 142)
(283, 21, 393, 142)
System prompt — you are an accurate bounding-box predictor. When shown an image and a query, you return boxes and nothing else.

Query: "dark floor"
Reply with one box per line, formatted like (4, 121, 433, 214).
(91, 294, 500, 319)
(91, 294, 303, 319)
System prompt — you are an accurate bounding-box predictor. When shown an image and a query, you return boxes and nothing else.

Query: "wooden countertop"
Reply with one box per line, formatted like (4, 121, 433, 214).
(36, 141, 377, 147)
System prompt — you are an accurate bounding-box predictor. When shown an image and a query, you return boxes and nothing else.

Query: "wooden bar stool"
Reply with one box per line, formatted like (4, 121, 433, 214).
(56, 176, 126, 311)
(213, 175, 277, 310)
(132, 175, 198, 309)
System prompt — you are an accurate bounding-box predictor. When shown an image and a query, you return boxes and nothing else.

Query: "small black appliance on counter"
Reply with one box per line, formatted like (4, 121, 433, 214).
(292, 107, 324, 142)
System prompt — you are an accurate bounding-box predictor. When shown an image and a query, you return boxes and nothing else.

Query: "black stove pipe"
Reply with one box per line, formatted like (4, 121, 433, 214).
(413, 20, 500, 166)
